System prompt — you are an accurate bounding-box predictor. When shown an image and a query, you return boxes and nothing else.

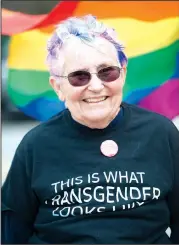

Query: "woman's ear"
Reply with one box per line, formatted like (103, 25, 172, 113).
(123, 67, 127, 76)
(122, 67, 127, 83)
(49, 76, 65, 101)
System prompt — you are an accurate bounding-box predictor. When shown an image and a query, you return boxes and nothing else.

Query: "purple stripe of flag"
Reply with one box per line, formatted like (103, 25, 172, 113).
(138, 79, 179, 120)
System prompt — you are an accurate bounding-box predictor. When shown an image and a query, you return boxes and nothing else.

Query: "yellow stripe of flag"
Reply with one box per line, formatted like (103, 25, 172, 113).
(8, 17, 179, 71)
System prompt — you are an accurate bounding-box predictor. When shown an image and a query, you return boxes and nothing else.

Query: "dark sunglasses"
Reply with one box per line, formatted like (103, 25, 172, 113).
(60, 66, 122, 87)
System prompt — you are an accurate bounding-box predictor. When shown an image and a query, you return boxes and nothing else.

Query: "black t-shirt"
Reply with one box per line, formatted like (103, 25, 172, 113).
(2, 103, 179, 244)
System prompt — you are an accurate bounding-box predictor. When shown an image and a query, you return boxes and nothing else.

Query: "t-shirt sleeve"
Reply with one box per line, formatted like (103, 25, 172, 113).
(2, 137, 39, 227)
(166, 121, 179, 243)
(2, 210, 33, 244)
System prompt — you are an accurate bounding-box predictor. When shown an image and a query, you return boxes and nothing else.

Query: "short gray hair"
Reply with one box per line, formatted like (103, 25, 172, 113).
(46, 14, 128, 77)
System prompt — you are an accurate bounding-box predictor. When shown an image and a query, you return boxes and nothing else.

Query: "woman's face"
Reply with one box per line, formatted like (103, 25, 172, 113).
(50, 38, 126, 129)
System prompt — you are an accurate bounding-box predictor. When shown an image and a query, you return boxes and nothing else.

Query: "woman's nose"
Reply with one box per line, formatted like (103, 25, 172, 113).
(87, 74, 104, 92)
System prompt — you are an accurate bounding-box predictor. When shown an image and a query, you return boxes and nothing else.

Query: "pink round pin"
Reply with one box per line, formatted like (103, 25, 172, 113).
(100, 140, 118, 157)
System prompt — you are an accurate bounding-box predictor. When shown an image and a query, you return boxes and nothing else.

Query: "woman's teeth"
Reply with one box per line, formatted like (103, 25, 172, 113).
(84, 96, 107, 103)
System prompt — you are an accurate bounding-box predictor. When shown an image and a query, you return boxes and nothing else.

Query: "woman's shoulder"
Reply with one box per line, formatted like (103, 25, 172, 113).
(16, 109, 70, 151)
(123, 102, 177, 128)
(122, 102, 179, 141)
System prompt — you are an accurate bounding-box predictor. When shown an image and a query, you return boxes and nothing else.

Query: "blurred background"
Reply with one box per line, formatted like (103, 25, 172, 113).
(2, 0, 59, 121)
(2, 1, 179, 183)
(2, 0, 59, 182)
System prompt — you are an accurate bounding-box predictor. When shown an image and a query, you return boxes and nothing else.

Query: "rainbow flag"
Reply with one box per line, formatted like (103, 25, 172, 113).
(2, 1, 179, 121)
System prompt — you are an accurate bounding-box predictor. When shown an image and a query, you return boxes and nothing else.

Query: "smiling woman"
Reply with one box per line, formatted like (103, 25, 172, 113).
(48, 30, 126, 129)
(2, 14, 179, 244)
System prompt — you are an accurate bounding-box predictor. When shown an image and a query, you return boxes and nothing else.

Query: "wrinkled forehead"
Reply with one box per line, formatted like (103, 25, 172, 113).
(62, 37, 120, 74)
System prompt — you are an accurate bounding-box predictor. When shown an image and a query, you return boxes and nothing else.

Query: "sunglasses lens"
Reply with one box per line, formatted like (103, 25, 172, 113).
(98, 66, 121, 82)
(67, 66, 121, 86)
(68, 71, 91, 87)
